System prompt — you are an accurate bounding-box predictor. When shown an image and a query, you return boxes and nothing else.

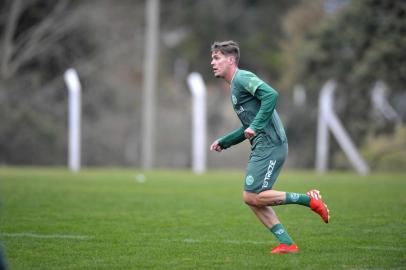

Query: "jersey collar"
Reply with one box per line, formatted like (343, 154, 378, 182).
(230, 68, 239, 86)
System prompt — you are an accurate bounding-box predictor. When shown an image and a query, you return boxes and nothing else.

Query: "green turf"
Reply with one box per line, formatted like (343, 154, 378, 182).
(0, 167, 405, 269)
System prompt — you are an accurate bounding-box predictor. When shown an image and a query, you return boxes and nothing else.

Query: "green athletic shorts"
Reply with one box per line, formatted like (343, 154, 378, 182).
(244, 139, 288, 194)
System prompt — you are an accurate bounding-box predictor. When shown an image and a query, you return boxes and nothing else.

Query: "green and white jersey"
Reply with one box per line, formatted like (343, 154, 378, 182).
(229, 69, 287, 146)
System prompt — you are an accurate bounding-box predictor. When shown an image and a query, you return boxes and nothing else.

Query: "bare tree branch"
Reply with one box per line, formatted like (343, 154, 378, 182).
(8, 0, 72, 75)
(13, 0, 70, 53)
(1, 0, 23, 79)
(10, 16, 77, 75)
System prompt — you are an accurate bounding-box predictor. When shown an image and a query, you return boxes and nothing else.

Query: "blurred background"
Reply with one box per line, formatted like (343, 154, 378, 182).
(0, 0, 405, 172)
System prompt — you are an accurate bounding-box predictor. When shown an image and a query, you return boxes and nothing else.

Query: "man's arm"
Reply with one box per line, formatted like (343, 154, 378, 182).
(217, 126, 246, 150)
(249, 83, 279, 133)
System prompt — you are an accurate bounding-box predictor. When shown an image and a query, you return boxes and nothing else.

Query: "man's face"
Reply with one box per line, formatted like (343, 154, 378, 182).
(211, 50, 233, 78)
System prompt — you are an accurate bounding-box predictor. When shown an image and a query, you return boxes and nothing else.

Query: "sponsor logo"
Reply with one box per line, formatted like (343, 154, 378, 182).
(245, 175, 254, 186)
(264, 160, 276, 182)
(289, 193, 300, 202)
(235, 106, 245, 115)
(232, 95, 237, 105)
(274, 229, 285, 235)
(262, 160, 276, 189)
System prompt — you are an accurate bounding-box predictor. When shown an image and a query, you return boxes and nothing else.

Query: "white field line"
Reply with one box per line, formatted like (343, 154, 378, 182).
(223, 239, 269, 245)
(176, 239, 406, 251)
(0, 232, 91, 240)
(173, 238, 269, 245)
(355, 246, 406, 251)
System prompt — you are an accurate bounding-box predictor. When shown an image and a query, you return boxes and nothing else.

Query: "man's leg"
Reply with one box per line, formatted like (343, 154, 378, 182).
(257, 190, 309, 206)
(244, 191, 298, 253)
(256, 189, 330, 223)
(247, 204, 280, 228)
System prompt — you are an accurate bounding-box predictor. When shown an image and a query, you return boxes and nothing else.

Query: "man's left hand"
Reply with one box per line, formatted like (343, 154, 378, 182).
(244, 127, 256, 139)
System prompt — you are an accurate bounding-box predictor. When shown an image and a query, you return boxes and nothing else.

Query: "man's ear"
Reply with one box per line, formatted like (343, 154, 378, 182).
(227, 56, 235, 65)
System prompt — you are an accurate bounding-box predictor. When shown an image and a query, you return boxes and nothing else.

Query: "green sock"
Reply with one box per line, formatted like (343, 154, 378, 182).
(285, 192, 310, 206)
(270, 223, 294, 245)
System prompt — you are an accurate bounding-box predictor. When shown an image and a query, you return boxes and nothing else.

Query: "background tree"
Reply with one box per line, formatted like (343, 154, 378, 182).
(281, 0, 406, 168)
(0, 0, 404, 170)
(0, 0, 93, 164)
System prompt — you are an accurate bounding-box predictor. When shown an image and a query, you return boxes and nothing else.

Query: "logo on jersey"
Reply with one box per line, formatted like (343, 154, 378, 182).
(262, 160, 276, 188)
(245, 175, 254, 186)
(235, 106, 245, 115)
(232, 95, 237, 105)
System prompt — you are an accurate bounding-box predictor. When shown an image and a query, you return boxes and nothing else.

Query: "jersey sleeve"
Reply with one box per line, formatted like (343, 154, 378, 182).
(249, 83, 279, 132)
(236, 72, 264, 95)
(218, 126, 246, 149)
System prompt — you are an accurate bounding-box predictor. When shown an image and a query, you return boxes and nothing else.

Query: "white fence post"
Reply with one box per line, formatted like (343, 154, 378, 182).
(315, 81, 330, 173)
(64, 68, 81, 172)
(371, 81, 402, 125)
(316, 80, 369, 175)
(187, 72, 207, 174)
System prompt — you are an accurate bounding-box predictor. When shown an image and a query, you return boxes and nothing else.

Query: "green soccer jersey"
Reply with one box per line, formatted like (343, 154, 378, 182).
(218, 69, 287, 149)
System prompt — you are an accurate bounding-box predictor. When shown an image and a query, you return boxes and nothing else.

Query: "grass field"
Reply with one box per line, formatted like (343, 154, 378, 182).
(0, 167, 405, 269)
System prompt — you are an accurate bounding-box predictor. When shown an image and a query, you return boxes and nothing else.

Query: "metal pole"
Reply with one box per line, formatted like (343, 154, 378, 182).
(315, 81, 332, 173)
(187, 72, 207, 174)
(142, 0, 160, 169)
(371, 81, 402, 125)
(316, 80, 369, 175)
(64, 68, 81, 172)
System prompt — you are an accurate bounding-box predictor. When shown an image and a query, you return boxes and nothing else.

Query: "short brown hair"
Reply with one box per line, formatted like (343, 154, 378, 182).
(211, 40, 240, 64)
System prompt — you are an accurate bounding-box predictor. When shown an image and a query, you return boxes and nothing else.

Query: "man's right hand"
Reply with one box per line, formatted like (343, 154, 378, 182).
(210, 140, 223, 152)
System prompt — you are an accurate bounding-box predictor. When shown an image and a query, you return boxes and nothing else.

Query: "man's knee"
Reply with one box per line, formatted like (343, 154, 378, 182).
(243, 196, 254, 206)
(243, 192, 264, 207)
(243, 192, 255, 206)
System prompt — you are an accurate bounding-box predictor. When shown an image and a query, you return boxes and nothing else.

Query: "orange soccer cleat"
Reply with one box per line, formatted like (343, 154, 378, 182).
(271, 243, 299, 254)
(307, 189, 330, 223)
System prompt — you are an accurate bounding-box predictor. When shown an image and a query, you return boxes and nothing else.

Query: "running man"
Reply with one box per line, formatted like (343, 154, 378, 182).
(209, 40, 330, 254)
